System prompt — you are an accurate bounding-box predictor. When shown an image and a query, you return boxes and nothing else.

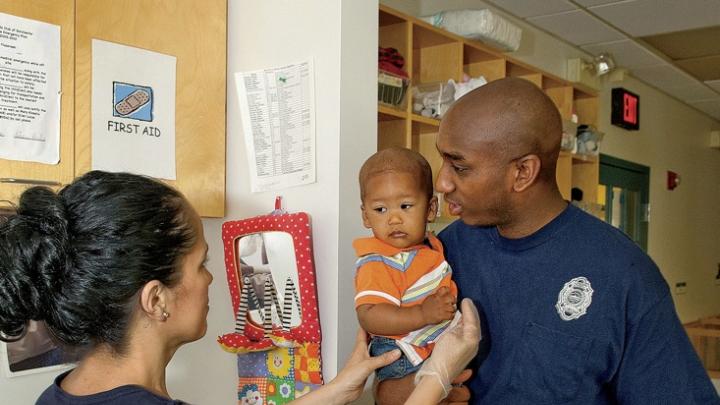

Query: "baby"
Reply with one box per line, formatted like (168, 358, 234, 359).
(354, 147, 458, 403)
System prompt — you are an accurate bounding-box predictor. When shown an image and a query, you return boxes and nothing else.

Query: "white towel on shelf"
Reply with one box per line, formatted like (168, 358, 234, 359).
(421, 9, 522, 52)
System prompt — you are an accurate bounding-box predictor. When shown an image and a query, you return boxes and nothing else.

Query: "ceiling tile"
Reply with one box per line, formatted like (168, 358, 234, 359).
(575, 0, 625, 6)
(675, 55, 720, 82)
(706, 80, 720, 92)
(528, 10, 625, 45)
(641, 26, 720, 60)
(484, 0, 577, 18)
(631, 64, 697, 90)
(589, 0, 720, 37)
(663, 83, 720, 102)
(581, 39, 666, 69)
(688, 99, 720, 120)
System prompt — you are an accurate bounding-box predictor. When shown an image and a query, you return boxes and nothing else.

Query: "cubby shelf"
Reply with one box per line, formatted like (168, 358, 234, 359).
(411, 114, 440, 127)
(377, 4, 599, 220)
(379, 105, 407, 120)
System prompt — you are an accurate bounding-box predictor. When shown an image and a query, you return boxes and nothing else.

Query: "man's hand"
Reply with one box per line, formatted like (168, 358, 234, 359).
(440, 370, 472, 405)
(421, 286, 456, 325)
(375, 370, 473, 405)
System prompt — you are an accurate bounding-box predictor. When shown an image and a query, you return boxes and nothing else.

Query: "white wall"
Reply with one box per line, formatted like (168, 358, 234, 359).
(597, 76, 720, 321)
(337, 1, 379, 366)
(381, 0, 421, 16)
(382, 0, 720, 322)
(170, 0, 378, 403)
(0, 363, 67, 404)
(218, 0, 343, 383)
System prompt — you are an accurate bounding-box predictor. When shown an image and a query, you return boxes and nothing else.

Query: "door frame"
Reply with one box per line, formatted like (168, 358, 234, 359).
(599, 154, 650, 251)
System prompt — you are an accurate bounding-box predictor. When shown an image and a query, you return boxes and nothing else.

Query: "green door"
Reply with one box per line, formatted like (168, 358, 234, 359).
(599, 154, 650, 251)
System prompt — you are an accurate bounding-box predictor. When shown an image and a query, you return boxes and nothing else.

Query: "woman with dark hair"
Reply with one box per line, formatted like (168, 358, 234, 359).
(0, 171, 479, 404)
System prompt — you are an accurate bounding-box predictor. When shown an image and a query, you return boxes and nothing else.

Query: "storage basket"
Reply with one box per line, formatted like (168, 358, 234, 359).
(378, 70, 409, 109)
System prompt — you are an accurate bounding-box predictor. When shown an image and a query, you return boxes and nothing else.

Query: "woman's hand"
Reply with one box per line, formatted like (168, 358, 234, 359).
(292, 328, 400, 405)
(328, 328, 401, 403)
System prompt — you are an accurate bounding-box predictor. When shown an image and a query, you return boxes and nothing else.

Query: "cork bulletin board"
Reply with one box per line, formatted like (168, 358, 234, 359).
(75, 0, 227, 217)
(1, 0, 227, 217)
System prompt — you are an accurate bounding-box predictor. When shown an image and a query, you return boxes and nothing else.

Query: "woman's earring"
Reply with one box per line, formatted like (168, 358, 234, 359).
(162, 310, 170, 321)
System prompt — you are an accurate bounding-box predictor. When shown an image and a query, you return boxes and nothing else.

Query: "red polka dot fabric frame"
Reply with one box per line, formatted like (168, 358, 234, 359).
(221, 212, 322, 344)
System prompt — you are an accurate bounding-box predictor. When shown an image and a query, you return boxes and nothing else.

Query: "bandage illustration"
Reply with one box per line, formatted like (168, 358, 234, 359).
(114, 89, 151, 116)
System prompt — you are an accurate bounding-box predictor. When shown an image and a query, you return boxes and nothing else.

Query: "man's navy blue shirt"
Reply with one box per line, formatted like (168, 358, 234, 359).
(439, 204, 718, 404)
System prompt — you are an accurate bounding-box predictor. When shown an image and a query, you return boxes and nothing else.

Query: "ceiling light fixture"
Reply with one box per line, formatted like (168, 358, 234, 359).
(567, 52, 617, 83)
(592, 53, 616, 76)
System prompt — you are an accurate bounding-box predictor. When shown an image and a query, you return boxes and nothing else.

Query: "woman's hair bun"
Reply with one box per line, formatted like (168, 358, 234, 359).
(0, 187, 70, 342)
(18, 186, 69, 235)
(2, 171, 196, 350)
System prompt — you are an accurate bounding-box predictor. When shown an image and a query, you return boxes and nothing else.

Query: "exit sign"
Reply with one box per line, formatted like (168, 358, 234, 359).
(611, 88, 639, 130)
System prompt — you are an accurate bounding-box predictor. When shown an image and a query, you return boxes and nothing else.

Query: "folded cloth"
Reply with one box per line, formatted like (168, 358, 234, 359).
(421, 9, 522, 52)
(379, 47, 409, 78)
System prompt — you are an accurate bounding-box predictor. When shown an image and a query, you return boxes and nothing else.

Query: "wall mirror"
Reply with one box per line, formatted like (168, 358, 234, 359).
(218, 211, 322, 349)
(218, 209, 324, 405)
(235, 231, 302, 328)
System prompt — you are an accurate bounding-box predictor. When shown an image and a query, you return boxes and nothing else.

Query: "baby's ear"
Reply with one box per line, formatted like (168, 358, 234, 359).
(361, 204, 372, 228)
(427, 195, 439, 223)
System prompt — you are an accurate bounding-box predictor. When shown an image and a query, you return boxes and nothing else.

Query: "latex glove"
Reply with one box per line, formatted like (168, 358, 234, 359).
(414, 298, 481, 399)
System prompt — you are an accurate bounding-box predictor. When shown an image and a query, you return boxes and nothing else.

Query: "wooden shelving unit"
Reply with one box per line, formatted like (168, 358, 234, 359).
(378, 5, 599, 220)
(379, 105, 407, 120)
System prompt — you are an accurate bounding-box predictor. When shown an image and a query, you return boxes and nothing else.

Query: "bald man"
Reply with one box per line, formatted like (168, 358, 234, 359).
(434, 78, 718, 404)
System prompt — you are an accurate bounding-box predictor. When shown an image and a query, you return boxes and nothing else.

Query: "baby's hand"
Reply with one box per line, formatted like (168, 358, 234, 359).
(420, 286, 456, 325)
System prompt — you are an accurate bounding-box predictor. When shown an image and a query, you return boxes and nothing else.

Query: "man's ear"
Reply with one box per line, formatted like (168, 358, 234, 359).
(512, 154, 541, 192)
(361, 204, 372, 229)
(139, 280, 167, 321)
(426, 195, 439, 223)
